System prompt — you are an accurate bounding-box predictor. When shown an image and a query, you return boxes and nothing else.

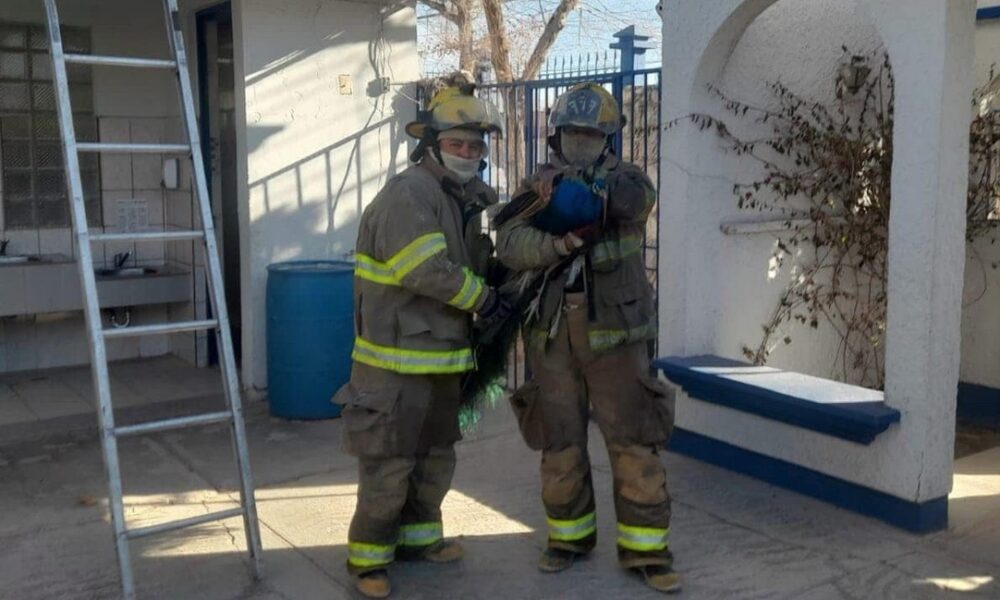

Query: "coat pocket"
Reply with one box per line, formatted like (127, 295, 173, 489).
(637, 376, 676, 445)
(397, 300, 468, 342)
(508, 381, 547, 451)
(334, 382, 403, 458)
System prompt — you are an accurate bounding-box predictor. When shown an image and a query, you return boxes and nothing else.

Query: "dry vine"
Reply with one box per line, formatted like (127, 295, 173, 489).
(670, 51, 1000, 389)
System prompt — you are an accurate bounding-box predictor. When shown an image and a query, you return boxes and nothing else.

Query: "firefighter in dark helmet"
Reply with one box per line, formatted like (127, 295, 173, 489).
(496, 82, 680, 594)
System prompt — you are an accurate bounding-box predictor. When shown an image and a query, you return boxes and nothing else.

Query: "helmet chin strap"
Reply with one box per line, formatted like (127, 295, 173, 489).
(426, 130, 445, 164)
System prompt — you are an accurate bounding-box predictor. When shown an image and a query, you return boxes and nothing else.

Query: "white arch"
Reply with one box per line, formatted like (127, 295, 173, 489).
(658, 0, 977, 506)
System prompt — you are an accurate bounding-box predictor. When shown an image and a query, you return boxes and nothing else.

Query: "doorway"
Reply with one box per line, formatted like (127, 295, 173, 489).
(196, 2, 241, 365)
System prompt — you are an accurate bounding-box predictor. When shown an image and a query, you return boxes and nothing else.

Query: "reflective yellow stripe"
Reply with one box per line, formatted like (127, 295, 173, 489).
(392, 233, 447, 279)
(354, 232, 448, 286)
(398, 521, 444, 547)
(348, 541, 395, 567)
(355, 254, 398, 285)
(547, 512, 597, 542)
(588, 323, 656, 352)
(352, 336, 474, 374)
(448, 268, 486, 311)
(591, 235, 643, 265)
(617, 523, 669, 552)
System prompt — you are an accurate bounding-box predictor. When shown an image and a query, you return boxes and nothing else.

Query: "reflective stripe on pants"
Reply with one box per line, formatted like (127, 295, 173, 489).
(617, 523, 669, 552)
(548, 512, 597, 542)
(398, 521, 444, 548)
(348, 541, 395, 568)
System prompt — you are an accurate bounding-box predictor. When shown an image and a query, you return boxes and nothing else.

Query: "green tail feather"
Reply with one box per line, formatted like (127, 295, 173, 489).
(459, 249, 580, 434)
(459, 307, 523, 433)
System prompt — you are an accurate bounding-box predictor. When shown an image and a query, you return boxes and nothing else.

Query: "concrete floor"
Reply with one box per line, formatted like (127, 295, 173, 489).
(0, 356, 222, 426)
(1, 399, 999, 599)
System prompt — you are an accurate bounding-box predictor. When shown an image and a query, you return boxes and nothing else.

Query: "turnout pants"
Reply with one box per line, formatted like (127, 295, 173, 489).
(334, 362, 463, 574)
(513, 293, 675, 568)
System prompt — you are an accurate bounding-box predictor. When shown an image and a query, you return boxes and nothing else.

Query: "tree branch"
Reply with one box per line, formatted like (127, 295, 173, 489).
(456, 2, 475, 71)
(481, 0, 514, 82)
(419, 0, 460, 24)
(520, 0, 580, 80)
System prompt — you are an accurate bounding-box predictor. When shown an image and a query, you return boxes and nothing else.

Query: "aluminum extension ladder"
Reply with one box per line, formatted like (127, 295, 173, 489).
(43, 0, 261, 597)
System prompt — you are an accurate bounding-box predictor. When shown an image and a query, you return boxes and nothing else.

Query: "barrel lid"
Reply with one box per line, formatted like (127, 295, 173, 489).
(267, 260, 354, 274)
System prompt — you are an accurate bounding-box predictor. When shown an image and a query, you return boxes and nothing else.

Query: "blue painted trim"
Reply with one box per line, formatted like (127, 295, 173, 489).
(667, 428, 948, 533)
(978, 6, 1000, 21)
(957, 381, 1000, 428)
(653, 356, 900, 444)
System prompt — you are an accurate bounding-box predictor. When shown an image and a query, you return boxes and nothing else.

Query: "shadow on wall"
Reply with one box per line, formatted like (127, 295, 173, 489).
(244, 95, 406, 260)
(246, 88, 410, 261)
(240, 0, 417, 260)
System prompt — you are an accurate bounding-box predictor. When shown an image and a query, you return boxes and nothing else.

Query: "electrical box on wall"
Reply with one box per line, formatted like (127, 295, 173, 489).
(367, 77, 391, 98)
(338, 74, 353, 95)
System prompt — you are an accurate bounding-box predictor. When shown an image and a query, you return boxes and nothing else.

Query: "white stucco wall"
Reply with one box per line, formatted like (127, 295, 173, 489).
(236, 0, 418, 392)
(660, 0, 1000, 390)
(963, 5, 1000, 389)
(690, 0, 885, 383)
(660, 0, 977, 503)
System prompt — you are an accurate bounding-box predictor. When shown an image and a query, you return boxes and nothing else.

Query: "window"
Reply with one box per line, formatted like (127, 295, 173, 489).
(0, 21, 100, 229)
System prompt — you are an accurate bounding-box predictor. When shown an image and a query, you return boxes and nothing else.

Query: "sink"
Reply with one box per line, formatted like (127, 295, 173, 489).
(95, 266, 159, 278)
(0, 255, 41, 265)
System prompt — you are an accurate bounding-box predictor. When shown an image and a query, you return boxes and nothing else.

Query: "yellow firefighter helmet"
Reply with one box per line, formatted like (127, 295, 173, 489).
(406, 86, 504, 139)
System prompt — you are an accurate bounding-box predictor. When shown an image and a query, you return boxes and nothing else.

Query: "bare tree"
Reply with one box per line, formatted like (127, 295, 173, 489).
(481, 0, 580, 82)
(419, 0, 480, 72)
(419, 1, 655, 80)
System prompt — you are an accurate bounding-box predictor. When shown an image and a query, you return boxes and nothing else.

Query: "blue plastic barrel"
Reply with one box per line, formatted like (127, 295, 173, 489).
(266, 260, 354, 420)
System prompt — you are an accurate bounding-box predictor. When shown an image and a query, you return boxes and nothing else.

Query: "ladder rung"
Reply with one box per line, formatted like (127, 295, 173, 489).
(64, 53, 177, 69)
(115, 411, 233, 438)
(90, 230, 205, 243)
(77, 143, 190, 154)
(103, 320, 218, 339)
(125, 507, 246, 540)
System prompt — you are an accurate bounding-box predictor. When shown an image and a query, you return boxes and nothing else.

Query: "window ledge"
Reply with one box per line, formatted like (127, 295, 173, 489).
(652, 355, 901, 444)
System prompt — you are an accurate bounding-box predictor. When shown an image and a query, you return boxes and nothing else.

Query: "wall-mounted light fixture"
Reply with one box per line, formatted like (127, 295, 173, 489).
(836, 55, 871, 99)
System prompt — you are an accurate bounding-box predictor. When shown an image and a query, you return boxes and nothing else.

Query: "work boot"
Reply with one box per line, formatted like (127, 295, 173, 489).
(355, 569, 391, 599)
(640, 565, 682, 594)
(537, 548, 577, 573)
(423, 539, 465, 563)
(397, 539, 465, 563)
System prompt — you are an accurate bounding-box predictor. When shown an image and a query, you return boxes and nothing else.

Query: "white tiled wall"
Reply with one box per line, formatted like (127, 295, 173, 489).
(0, 115, 204, 374)
(159, 116, 204, 368)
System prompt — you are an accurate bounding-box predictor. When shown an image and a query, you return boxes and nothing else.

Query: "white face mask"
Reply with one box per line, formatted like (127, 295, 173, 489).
(439, 152, 481, 183)
(436, 129, 487, 183)
(560, 131, 607, 167)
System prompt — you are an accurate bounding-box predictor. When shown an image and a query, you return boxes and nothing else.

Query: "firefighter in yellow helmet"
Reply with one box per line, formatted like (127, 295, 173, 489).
(334, 85, 510, 599)
(496, 83, 680, 593)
